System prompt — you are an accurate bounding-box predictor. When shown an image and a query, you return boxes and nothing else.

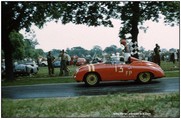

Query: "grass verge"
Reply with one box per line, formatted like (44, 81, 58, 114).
(164, 70, 180, 77)
(2, 77, 75, 86)
(2, 70, 179, 86)
(2, 92, 179, 118)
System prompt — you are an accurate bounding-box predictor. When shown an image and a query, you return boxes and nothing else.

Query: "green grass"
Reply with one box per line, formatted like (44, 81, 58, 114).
(32, 65, 77, 78)
(160, 61, 179, 71)
(2, 66, 77, 86)
(2, 92, 179, 118)
(164, 70, 180, 77)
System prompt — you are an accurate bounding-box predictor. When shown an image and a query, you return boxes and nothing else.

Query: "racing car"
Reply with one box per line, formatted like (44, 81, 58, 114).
(74, 56, 165, 86)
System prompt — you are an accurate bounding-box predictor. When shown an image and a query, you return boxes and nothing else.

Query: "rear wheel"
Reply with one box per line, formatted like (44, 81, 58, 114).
(137, 72, 152, 83)
(84, 73, 99, 86)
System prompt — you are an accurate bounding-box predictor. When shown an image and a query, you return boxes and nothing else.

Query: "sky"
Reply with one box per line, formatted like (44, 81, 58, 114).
(20, 18, 179, 52)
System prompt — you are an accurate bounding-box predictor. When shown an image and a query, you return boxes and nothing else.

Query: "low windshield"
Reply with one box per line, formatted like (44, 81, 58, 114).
(104, 56, 125, 64)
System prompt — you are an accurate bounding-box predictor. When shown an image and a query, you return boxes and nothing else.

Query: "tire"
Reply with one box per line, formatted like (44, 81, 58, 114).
(84, 73, 100, 86)
(137, 72, 152, 83)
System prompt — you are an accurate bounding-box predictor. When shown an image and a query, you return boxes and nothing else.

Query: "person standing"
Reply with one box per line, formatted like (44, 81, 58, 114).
(47, 51, 55, 76)
(154, 44, 161, 66)
(60, 50, 69, 76)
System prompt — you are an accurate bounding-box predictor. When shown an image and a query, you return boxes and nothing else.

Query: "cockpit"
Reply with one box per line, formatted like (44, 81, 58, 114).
(104, 56, 139, 65)
(104, 56, 125, 64)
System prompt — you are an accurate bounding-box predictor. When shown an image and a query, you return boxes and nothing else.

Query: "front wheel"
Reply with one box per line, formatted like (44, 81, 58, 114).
(136, 72, 152, 83)
(84, 73, 100, 86)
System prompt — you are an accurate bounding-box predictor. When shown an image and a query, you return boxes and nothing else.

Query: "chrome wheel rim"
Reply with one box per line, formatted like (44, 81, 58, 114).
(139, 72, 151, 83)
(86, 74, 98, 86)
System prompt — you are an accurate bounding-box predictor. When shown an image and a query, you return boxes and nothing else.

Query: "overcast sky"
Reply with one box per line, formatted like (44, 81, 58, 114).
(20, 18, 179, 52)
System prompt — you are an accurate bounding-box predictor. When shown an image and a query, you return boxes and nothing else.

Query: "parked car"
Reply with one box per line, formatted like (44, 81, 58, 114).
(14, 64, 33, 76)
(40, 60, 48, 66)
(74, 56, 165, 86)
(53, 60, 61, 68)
(14, 62, 39, 76)
(25, 61, 39, 71)
(76, 58, 87, 66)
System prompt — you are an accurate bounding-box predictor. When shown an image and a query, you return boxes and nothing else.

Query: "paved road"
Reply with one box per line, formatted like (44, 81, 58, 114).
(2, 77, 179, 99)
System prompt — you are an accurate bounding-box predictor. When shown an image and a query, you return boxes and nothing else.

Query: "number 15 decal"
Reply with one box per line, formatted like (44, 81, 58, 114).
(115, 65, 123, 73)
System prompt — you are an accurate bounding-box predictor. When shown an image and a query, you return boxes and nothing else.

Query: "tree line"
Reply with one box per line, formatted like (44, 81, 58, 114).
(2, 31, 178, 62)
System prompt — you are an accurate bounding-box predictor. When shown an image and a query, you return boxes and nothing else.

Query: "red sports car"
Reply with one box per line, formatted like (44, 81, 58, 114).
(74, 56, 165, 86)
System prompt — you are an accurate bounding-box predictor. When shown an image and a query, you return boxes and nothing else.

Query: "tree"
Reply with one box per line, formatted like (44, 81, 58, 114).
(35, 49, 45, 57)
(104, 45, 118, 54)
(2, 1, 116, 81)
(51, 49, 61, 58)
(2, 1, 179, 81)
(2, 2, 46, 81)
(24, 39, 39, 59)
(9, 30, 25, 60)
(69, 47, 88, 57)
(90, 45, 103, 57)
(119, 1, 179, 58)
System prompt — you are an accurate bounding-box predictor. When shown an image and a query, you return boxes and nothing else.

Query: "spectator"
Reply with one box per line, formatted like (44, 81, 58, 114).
(170, 52, 175, 64)
(47, 51, 55, 76)
(170, 50, 178, 64)
(59, 50, 69, 76)
(153, 44, 161, 66)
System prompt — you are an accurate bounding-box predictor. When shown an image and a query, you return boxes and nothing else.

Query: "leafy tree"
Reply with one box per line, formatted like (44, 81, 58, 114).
(69, 46, 88, 57)
(119, 1, 179, 58)
(104, 45, 118, 55)
(24, 39, 37, 58)
(65, 48, 71, 56)
(9, 32, 40, 61)
(35, 49, 45, 57)
(90, 45, 103, 57)
(9, 30, 25, 60)
(51, 49, 61, 58)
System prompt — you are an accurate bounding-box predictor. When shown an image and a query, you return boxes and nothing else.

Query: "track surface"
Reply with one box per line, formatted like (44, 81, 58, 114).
(2, 77, 179, 99)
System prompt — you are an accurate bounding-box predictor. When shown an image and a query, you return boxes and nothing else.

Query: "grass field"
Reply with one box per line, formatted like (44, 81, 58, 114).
(2, 92, 179, 118)
(161, 61, 179, 71)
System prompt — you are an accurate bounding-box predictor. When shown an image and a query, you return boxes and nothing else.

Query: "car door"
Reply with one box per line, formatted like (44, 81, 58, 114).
(98, 63, 133, 81)
(113, 64, 133, 80)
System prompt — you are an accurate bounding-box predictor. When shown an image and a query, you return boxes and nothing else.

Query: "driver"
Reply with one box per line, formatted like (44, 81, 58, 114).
(120, 38, 131, 63)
